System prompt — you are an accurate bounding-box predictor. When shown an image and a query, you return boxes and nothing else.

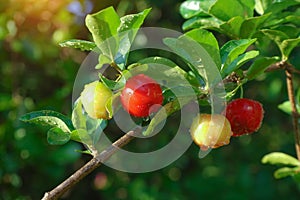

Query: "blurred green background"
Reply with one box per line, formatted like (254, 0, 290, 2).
(1, 0, 300, 199)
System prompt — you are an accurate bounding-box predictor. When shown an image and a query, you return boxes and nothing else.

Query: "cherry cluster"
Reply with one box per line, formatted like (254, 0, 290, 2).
(80, 73, 264, 150)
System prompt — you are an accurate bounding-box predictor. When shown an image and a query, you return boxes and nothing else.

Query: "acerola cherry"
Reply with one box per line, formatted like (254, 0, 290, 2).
(224, 98, 264, 136)
(190, 114, 232, 150)
(120, 74, 163, 117)
(80, 81, 112, 119)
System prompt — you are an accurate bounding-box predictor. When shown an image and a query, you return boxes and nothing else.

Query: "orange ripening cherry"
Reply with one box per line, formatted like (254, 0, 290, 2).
(190, 114, 233, 151)
(120, 74, 163, 117)
(224, 98, 264, 136)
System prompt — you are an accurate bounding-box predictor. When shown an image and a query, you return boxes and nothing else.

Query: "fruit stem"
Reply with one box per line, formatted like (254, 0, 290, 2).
(41, 129, 138, 200)
(285, 64, 300, 160)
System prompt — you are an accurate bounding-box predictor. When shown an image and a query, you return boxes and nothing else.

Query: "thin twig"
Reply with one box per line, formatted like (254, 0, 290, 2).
(42, 130, 138, 200)
(285, 68, 300, 160)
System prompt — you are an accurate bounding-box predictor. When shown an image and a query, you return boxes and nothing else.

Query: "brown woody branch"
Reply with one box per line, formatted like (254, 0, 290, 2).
(265, 60, 300, 75)
(42, 130, 138, 200)
(285, 68, 300, 160)
(266, 60, 300, 160)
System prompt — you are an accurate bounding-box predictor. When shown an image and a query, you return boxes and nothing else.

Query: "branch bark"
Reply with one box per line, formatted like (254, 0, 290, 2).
(265, 61, 300, 159)
(42, 130, 137, 200)
(285, 68, 300, 160)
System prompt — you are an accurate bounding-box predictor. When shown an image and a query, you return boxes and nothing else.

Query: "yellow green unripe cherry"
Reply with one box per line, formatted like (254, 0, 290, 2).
(190, 114, 233, 150)
(80, 81, 112, 119)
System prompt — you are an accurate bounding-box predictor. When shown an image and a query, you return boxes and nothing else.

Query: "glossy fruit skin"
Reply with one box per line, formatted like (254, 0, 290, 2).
(224, 98, 264, 136)
(81, 81, 112, 119)
(120, 74, 163, 117)
(190, 114, 232, 150)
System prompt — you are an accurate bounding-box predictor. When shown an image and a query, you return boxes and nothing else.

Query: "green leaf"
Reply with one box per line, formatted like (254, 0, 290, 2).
(96, 54, 112, 69)
(118, 8, 151, 33)
(138, 56, 201, 87)
(98, 74, 118, 90)
(85, 7, 120, 60)
(71, 100, 91, 145)
(274, 167, 300, 179)
(184, 28, 221, 68)
(163, 36, 221, 86)
(264, 0, 300, 15)
(86, 117, 107, 146)
(246, 56, 280, 80)
(254, 0, 272, 15)
(209, 0, 255, 21)
(105, 92, 121, 119)
(59, 39, 97, 51)
(85, 6, 120, 46)
(274, 25, 300, 39)
(264, 11, 300, 28)
(70, 129, 85, 143)
(262, 29, 300, 59)
(261, 29, 289, 45)
(20, 110, 74, 132)
(240, 13, 271, 38)
(116, 8, 151, 67)
(281, 37, 300, 59)
(71, 99, 108, 146)
(278, 101, 300, 115)
(47, 127, 71, 145)
(283, 15, 300, 26)
(182, 16, 222, 31)
(144, 93, 198, 136)
(75, 149, 93, 155)
(139, 56, 177, 68)
(180, 0, 215, 19)
(139, 56, 196, 86)
(219, 16, 244, 39)
(262, 152, 300, 166)
(222, 50, 259, 77)
(143, 101, 180, 136)
(163, 37, 205, 84)
(220, 39, 257, 70)
(72, 99, 86, 130)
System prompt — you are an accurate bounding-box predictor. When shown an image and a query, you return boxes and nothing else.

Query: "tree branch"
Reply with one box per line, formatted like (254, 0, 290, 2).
(266, 60, 300, 159)
(265, 61, 300, 75)
(285, 67, 300, 160)
(42, 130, 138, 200)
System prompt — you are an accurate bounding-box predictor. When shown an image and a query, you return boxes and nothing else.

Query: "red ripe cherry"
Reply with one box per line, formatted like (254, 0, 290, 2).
(120, 74, 163, 117)
(224, 98, 264, 136)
